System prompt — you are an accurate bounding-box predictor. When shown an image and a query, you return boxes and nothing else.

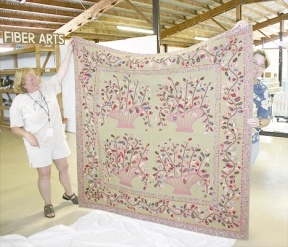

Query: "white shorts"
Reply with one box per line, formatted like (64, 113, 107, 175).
(24, 138, 71, 168)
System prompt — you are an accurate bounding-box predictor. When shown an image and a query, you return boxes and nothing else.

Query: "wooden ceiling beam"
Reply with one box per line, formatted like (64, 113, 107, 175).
(0, 10, 70, 24)
(206, 5, 229, 31)
(252, 13, 288, 31)
(0, 2, 81, 17)
(242, 4, 275, 20)
(211, 17, 228, 31)
(124, 0, 152, 25)
(160, 0, 282, 39)
(275, 0, 288, 8)
(172, 0, 210, 10)
(0, 0, 286, 48)
(54, 0, 124, 36)
(0, 20, 61, 30)
(15, 0, 91, 11)
(66, 31, 198, 48)
(253, 3, 278, 16)
(244, 0, 279, 3)
(66, 31, 144, 41)
(0, 26, 55, 33)
(160, 2, 198, 16)
(160, 0, 248, 39)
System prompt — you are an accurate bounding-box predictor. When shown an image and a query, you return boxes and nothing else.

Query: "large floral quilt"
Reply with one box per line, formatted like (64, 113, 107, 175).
(74, 25, 253, 239)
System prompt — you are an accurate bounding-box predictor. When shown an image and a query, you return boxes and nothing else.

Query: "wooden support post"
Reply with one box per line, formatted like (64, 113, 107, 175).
(278, 19, 283, 87)
(35, 45, 41, 81)
(236, 5, 242, 22)
(153, 0, 160, 53)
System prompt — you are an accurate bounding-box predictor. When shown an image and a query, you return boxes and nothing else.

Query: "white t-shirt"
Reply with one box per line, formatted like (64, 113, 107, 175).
(10, 75, 65, 145)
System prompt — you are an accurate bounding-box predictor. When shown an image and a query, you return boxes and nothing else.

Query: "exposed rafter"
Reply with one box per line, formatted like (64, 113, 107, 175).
(160, 0, 284, 39)
(253, 13, 288, 31)
(124, 0, 152, 25)
(161, 0, 249, 39)
(54, 0, 124, 35)
(0, 0, 286, 48)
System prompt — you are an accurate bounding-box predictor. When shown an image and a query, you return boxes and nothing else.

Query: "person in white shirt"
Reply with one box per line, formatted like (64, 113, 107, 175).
(10, 39, 78, 218)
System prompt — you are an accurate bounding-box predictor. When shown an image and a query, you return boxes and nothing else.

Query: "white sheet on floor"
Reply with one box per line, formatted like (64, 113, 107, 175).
(0, 210, 236, 247)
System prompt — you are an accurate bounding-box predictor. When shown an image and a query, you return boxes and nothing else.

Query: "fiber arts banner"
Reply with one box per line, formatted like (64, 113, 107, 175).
(74, 26, 253, 239)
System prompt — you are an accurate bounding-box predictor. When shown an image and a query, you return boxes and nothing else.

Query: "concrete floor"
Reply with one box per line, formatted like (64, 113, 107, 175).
(0, 127, 287, 247)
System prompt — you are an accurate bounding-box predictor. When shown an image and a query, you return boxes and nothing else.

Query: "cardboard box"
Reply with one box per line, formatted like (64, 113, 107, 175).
(264, 72, 277, 78)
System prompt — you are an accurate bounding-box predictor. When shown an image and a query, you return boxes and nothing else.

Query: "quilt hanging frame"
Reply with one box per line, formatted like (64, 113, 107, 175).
(74, 26, 253, 240)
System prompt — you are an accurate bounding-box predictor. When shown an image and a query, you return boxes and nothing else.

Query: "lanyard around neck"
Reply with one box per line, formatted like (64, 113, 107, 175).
(26, 90, 50, 122)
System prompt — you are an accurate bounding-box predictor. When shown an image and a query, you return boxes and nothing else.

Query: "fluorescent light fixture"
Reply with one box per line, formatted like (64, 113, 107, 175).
(117, 26, 154, 34)
(0, 47, 14, 53)
(194, 36, 209, 41)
